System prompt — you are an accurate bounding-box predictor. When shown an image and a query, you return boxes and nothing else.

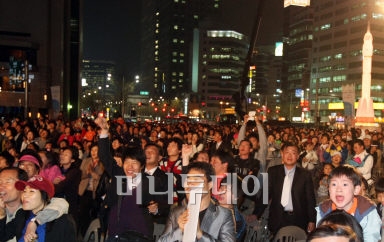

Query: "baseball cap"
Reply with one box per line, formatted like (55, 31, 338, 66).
(15, 175, 55, 198)
(19, 155, 41, 168)
(331, 151, 342, 157)
(363, 135, 371, 140)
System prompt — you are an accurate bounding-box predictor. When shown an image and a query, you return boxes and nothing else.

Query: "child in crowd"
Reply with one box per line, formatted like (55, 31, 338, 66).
(359, 177, 370, 199)
(317, 163, 334, 204)
(316, 166, 381, 241)
(316, 209, 363, 242)
(330, 151, 343, 168)
(299, 141, 318, 171)
(307, 224, 361, 242)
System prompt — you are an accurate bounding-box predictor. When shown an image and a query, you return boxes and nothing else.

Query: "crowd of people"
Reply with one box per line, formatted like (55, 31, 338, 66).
(0, 113, 382, 241)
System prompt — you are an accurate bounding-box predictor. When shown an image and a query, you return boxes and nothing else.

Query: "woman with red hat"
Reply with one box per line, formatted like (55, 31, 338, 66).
(15, 175, 76, 242)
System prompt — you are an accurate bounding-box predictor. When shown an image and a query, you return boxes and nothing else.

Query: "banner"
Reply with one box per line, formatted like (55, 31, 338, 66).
(182, 178, 203, 242)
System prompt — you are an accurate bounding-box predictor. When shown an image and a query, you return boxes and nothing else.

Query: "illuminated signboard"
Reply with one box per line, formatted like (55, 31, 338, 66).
(275, 42, 283, 56)
(284, 0, 310, 8)
(328, 102, 384, 110)
(295, 89, 304, 98)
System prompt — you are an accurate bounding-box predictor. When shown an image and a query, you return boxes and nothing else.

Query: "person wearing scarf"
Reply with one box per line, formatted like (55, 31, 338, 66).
(15, 175, 76, 242)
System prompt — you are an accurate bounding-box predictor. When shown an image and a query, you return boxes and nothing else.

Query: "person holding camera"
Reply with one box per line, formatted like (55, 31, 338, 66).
(324, 135, 343, 163)
(237, 112, 267, 173)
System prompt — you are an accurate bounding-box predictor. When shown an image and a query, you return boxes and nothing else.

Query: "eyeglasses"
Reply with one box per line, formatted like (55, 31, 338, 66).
(0, 178, 16, 186)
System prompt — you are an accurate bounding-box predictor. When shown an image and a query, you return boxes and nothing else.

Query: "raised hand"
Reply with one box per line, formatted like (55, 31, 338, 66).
(182, 144, 193, 158)
(95, 117, 109, 130)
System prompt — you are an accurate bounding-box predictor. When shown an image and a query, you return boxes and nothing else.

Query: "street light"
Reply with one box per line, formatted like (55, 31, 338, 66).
(220, 101, 223, 113)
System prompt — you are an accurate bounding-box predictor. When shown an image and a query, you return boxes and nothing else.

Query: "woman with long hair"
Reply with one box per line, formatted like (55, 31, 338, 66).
(78, 142, 104, 236)
(38, 150, 64, 183)
(189, 132, 204, 159)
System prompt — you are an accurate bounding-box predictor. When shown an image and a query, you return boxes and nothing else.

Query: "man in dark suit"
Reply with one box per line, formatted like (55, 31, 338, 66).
(268, 142, 316, 236)
(210, 130, 232, 156)
(143, 143, 170, 225)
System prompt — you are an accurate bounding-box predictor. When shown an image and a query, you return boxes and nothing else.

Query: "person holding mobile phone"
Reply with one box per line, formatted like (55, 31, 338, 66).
(237, 113, 267, 173)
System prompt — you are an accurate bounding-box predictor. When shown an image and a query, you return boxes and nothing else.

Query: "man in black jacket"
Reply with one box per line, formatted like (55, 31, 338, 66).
(95, 117, 169, 242)
(209, 130, 232, 157)
(267, 142, 316, 235)
(144, 143, 170, 220)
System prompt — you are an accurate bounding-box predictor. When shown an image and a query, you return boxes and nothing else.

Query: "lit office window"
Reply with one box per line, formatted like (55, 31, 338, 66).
(320, 23, 331, 30)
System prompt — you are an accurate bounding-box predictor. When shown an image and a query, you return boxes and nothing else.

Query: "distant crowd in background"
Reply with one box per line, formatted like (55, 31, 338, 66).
(0, 113, 382, 241)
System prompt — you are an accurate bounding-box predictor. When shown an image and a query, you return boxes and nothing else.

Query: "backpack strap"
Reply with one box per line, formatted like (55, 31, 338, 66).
(362, 154, 371, 163)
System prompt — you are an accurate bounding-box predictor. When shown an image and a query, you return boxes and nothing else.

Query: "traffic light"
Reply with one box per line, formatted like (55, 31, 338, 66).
(138, 102, 142, 107)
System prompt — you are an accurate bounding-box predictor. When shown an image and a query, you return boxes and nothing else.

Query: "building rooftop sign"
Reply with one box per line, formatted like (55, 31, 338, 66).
(284, 0, 310, 8)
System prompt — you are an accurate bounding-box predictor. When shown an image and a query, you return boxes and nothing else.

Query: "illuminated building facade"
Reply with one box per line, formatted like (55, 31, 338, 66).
(310, 0, 384, 123)
(198, 30, 248, 117)
(284, 0, 384, 123)
(139, 0, 222, 102)
(80, 60, 117, 115)
(282, 5, 314, 121)
(0, 0, 82, 120)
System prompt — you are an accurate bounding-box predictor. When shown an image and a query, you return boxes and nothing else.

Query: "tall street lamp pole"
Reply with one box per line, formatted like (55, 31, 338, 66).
(315, 78, 320, 127)
(220, 101, 223, 113)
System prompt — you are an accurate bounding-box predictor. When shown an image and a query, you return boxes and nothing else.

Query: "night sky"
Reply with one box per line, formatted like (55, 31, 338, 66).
(82, 0, 283, 78)
(83, 0, 141, 77)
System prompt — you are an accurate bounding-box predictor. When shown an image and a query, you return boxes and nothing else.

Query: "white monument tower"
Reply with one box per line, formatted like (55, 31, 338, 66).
(355, 22, 379, 130)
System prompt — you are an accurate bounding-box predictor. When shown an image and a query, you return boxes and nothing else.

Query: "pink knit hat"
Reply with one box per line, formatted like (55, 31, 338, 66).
(19, 155, 41, 168)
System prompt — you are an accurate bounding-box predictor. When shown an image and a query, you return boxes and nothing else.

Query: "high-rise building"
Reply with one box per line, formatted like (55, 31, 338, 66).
(139, 0, 222, 103)
(0, 0, 82, 120)
(197, 30, 249, 118)
(252, 44, 284, 120)
(80, 60, 117, 116)
(284, 1, 384, 124)
(282, 5, 313, 121)
(312, 0, 384, 123)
